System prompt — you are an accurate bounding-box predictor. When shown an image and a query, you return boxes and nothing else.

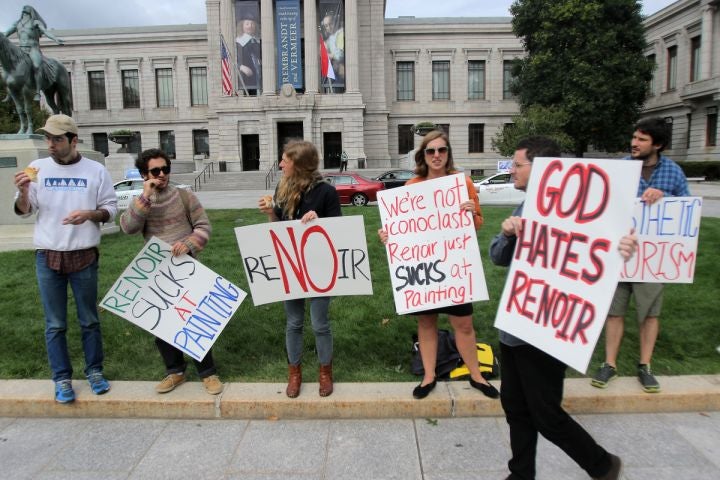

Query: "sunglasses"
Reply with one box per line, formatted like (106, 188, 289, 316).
(424, 146, 449, 156)
(148, 166, 170, 176)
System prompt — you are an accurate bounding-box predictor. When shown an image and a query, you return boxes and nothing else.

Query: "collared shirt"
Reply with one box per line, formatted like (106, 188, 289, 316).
(633, 154, 690, 197)
(42, 247, 98, 274)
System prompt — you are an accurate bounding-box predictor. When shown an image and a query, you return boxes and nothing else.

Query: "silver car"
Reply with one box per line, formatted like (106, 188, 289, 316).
(113, 179, 192, 210)
(473, 172, 526, 205)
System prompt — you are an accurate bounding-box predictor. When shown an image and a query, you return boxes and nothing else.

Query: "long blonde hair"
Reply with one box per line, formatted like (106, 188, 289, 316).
(275, 140, 323, 219)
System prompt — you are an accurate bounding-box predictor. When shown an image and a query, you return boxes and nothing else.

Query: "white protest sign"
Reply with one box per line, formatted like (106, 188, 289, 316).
(377, 173, 489, 314)
(235, 215, 372, 305)
(498, 160, 512, 173)
(100, 237, 246, 361)
(622, 197, 702, 283)
(494, 158, 641, 373)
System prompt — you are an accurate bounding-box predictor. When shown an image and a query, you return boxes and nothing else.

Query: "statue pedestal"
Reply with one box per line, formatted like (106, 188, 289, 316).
(105, 153, 137, 183)
(0, 135, 107, 226)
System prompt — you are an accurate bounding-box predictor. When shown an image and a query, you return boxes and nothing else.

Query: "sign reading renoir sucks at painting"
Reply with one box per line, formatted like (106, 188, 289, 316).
(494, 158, 641, 373)
(377, 173, 489, 315)
(235, 216, 373, 305)
(100, 237, 246, 361)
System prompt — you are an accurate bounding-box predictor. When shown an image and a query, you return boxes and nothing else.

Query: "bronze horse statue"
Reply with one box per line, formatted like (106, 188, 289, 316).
(0, 31, 73, 134)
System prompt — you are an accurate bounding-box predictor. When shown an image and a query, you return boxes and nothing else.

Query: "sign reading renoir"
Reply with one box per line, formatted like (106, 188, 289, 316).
(100, 237, 246, 361)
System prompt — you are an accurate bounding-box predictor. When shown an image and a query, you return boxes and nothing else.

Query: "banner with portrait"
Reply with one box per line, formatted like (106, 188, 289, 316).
(235, 0, 262, 93)
(319, 0, 345, 91)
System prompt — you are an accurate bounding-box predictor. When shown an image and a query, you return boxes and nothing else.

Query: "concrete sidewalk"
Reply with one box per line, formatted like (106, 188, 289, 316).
(2, 375, 719, 420)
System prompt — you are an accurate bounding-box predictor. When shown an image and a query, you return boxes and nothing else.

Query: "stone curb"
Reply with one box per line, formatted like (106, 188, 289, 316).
(1, 375, 718, 420)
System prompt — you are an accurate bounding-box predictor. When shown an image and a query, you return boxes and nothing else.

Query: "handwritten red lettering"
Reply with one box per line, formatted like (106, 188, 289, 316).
(536, 160, 609, 223)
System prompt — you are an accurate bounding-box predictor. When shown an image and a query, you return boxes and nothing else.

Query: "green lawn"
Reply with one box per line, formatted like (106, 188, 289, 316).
(1, 206, 718, 383)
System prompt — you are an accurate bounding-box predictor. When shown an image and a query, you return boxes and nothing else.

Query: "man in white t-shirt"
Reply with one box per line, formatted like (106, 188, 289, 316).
(13, 114, 117, 404)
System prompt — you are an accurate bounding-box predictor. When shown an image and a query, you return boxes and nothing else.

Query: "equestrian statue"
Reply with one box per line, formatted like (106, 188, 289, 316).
(1, 6, 72, 134)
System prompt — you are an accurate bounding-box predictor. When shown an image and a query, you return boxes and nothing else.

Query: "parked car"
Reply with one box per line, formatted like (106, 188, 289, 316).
(322, 172, 385, 206)
(374, 169, 415, 189)
(473, 172, 526, 205)
(113, 179, 192, 210)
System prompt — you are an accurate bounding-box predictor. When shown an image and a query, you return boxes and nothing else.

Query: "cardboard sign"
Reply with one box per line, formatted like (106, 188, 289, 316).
(100, 237, 246, 361)
(494, 158, 641, 373)
(235, 215, 373, 305)
(622, 196, 702, 283)
(377, 173, 489, 314)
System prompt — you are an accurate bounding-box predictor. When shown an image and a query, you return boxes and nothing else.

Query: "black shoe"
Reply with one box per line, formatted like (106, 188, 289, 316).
(469, 378, 499, 399)
(412, 379, 437, 399)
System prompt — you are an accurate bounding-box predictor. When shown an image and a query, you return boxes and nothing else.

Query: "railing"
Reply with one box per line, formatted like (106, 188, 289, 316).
(192, 162, 215, 191)
(265, 160, 279, 190)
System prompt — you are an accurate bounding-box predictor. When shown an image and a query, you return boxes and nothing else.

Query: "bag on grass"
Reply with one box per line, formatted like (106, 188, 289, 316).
(410, 329, 463, 379)
(449, 342, 499, 380)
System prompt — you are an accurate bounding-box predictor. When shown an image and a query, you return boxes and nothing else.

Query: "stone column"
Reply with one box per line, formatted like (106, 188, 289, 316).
(261, 0, 276, 95)
(345, 0, 359, 92)
(700, 5, 715, 79)
(304, 0, 319, 93)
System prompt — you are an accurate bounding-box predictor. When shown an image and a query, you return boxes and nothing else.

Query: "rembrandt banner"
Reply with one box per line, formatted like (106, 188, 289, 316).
(621, 196, 702, 283)
(377, 173, 489, 315)
(235, 216, 373, 305)
(494, 158, 641, 373)
(100, 237, 246, 361)
(276, 0, 303, 89)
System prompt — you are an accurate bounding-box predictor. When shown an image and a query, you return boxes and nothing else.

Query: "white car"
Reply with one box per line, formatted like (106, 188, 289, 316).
(113, 179, 192, 210)
(473, 172, 526, 205)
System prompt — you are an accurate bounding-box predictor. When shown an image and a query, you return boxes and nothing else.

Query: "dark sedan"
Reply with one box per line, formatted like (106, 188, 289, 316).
(374, 169, 415, 189)
(322, 172, 385, 206)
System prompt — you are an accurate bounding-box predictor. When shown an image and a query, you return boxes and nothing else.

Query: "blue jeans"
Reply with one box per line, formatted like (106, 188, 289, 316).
(284, 297, 333, 365)
(36, 251, 104, 382)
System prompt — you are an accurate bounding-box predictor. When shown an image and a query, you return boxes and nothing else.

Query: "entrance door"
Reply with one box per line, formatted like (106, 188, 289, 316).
(323, 132, 342, 170)
(277, 122, 304, 165)
(241, 134, 260, 171)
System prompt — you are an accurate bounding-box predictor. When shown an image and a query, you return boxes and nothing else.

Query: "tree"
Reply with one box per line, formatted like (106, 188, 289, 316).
(0, 76, 50, 134)
(492, 105, 574, 156)
(509, 0, 654, 156)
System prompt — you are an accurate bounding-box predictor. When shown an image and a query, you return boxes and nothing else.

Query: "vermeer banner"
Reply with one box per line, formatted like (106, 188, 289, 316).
(235, 216, 372, 305)
(100, 237, 246, 361)
(377, 173, 489, 315)
(494, 158, 641, 373)
(276, 0, 303, 89)
(621, 196, 702, 283)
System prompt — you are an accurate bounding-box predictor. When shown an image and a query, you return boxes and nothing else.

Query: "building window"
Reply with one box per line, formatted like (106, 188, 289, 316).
(396, 61, 415, 101)
(503, 60, 516, 99)
(686, 113, 692, 149)
(398, 124, 414, 154)
(647, 54, 656, 96)
(155, 68, 174, 107)
(468, 60, 485, 100)
(92, 133, 108, 157)
(128, 132, 142, 155)
(121, 70, 140, 109)
(707, 107, 718, 147)
(666, 46, 677, 91)
(469, 124, 484, 153)
(432, 61, 450, 100)
(193, 129, 210, 157)
(190, 67, 208, 106)
(87, 71, 106, 110)
(664, 117, 673, 150)
(159, 130, 176, 159)
(690, 36, 701, 82)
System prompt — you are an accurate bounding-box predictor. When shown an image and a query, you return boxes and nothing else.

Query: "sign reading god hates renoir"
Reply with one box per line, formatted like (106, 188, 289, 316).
(235, 215, 373, 305)
(621, 196, 702, 283)
(494, 158, 641, 373)
(377, 173, 489, 315)
(100, 237, 246, 361)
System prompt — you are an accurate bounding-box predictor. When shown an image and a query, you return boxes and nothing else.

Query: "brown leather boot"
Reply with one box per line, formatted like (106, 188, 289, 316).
(286, 364, 301, 398)
(319, 363, 333, 397)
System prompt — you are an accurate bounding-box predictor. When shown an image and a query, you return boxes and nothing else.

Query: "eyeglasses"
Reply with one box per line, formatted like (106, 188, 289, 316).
(148, 166, 171, 176)
(424, 146, 449, 156)
(511, 162, 531, 169)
